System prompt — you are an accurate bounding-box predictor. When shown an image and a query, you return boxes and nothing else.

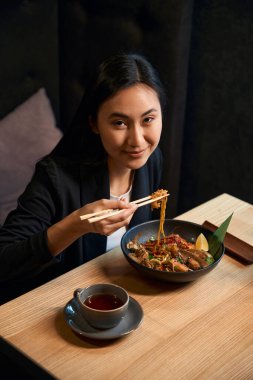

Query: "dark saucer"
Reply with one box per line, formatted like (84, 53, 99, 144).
(63, 296, 143, 340)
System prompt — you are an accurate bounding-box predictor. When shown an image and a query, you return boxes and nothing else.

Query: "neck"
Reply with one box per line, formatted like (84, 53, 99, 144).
(108, 161, 133, 197)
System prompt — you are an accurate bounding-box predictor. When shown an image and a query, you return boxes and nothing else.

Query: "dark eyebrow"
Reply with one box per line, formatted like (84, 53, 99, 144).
(109, 108, 158, 119)
(142, 108, 158, 116)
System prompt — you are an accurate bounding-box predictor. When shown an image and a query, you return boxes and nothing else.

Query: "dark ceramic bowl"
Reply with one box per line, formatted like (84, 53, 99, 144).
(121, 219, 225, 283)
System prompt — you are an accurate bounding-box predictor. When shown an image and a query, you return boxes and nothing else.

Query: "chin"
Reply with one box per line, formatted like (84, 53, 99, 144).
(125, 157, 149, 170)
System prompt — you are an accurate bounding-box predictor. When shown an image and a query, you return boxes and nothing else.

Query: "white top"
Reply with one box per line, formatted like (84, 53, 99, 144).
(106, 187, 132, 252)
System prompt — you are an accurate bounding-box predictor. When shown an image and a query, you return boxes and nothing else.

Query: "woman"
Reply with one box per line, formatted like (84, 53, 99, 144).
(0, 53, 166, 298)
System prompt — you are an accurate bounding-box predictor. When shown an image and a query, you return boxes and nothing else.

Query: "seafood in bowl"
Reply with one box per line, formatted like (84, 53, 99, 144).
(127, 232, 215, 273)
(121, 219, 225, 283)
(121, 189, 227, 282)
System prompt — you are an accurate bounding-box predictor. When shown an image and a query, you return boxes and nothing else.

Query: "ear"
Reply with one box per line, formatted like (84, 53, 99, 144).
(89, 116, 99, 134)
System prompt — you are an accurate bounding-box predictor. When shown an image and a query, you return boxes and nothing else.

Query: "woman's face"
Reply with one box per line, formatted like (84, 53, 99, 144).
(92, 84, 162, 172)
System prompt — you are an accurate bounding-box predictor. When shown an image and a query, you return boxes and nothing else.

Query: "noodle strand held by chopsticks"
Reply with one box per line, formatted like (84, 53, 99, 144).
(158, 196, 167, 243)
(151, 189, 168, 244)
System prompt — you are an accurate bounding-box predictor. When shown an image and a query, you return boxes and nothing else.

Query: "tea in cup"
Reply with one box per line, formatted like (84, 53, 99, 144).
(74, 283, 129, 329)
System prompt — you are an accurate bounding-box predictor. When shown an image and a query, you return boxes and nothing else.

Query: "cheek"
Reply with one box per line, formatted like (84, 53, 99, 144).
(147, 124, 162, 144)
(100, 130, 125, 149)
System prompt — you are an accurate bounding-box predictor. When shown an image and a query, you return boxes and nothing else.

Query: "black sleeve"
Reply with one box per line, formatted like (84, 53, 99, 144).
(0, 158, 61, 282)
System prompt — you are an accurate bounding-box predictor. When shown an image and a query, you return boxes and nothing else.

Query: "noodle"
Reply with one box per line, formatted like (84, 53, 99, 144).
(151, 189, 168, 244)
(158, 196, 167, 243)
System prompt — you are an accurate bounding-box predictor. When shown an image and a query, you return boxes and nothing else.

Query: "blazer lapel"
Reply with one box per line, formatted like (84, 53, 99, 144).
(130, 165, 152, 227)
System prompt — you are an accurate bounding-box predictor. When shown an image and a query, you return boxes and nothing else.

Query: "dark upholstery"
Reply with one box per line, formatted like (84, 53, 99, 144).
(0, 1, 59, 122)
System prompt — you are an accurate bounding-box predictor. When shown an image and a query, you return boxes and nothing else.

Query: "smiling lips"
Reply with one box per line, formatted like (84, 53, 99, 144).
(125, 148, 147, 157)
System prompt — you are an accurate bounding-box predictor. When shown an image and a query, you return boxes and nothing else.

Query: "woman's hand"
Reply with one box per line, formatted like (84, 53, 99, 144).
(47, 199, 138, 256)
(77, 198, 138, 236)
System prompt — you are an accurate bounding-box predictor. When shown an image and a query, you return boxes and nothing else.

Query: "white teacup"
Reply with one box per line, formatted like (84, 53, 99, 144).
(74, 283, 129, 329)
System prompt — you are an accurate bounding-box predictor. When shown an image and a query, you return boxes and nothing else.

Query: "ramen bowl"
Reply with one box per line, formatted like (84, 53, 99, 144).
(121, 219, 225, 283)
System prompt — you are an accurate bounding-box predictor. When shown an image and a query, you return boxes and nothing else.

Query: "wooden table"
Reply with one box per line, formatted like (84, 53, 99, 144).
(0, 193, 253, 379)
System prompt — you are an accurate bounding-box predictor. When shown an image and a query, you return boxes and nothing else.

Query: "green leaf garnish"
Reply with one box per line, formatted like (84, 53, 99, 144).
(205, 256, 214, 265)
(208, 213, 233, 258)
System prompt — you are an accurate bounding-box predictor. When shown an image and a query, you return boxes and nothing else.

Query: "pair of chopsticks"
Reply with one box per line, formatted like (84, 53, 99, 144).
(80, 193, 169, 223)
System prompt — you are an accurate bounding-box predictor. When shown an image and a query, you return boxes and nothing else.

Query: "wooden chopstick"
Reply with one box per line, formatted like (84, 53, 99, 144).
(79, 195, 152, 221)
(86, 193, 169, 223)
(130, 195, 151, 204)
(80, 209, 114, 221)
(88, 209, 126, 223)
(133, 193, 169, 207)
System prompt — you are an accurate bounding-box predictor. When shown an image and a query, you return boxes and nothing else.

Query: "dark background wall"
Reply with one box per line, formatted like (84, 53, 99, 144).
(0, 0, 59, 120)
(0, 0, 252, 217)
(179, 0, 253, 213)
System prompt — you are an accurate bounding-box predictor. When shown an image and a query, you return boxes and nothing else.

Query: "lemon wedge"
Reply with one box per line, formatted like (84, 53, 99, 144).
(195, 233, 209, 251)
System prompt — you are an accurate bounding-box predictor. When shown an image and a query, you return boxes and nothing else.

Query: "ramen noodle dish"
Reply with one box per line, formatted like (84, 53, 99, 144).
(126, 189, 215, 272)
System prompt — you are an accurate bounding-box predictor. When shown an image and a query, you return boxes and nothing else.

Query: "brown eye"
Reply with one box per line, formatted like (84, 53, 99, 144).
(143, 117, 154, 124)
(113, 120, 126, 127)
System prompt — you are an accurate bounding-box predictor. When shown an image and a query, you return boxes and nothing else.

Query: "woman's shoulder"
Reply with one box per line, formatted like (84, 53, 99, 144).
(36, 155, 104, 180)
(38, 154, 76, 167)
(37, 155, 83, 172)
(32, 156, 82, 188)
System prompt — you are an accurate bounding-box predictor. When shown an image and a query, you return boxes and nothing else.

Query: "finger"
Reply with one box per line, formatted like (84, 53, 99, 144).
(96, 207, 137, 235)
(101, 204, 137, 225)
(79, 198, 131, 219)
(106, 214, 135, 235)
(115, 198, 132, 209)
(99, 198, 131, 209)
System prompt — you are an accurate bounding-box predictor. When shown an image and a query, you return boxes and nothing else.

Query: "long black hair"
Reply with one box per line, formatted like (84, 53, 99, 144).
(51, 53, 166, 163)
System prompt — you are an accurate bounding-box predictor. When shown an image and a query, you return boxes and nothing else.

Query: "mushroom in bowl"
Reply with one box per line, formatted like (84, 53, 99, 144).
(121, 219, 225, 283)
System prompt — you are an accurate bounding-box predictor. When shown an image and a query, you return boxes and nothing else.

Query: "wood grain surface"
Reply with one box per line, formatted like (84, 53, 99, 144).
(0, 193, 252, 380)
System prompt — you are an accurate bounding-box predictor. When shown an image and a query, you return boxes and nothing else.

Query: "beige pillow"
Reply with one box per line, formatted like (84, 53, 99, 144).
(0, 88, 62, 224)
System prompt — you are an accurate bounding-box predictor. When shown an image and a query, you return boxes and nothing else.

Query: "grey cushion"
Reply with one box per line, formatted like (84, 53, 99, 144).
(0, 88, 62, 224)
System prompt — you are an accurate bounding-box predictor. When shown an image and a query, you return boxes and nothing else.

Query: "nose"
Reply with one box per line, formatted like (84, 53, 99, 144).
(128, 124, 144, 147)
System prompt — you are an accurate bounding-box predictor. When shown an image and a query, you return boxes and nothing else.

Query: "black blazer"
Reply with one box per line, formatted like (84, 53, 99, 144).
(0, 147, 163, 288)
